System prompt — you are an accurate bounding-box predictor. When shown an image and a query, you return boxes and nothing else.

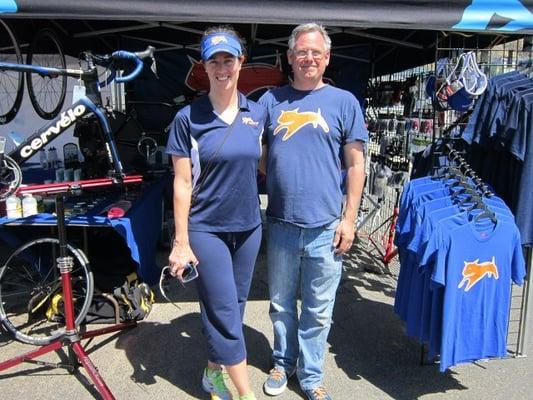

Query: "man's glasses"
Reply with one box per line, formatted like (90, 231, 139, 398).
(293, 49, 326, 60)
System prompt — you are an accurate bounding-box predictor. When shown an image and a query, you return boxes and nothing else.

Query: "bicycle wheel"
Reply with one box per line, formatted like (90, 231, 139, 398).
(26, 28, 67, 120)
(0, 154, 21, 200)
(0, 19, 24, 124)
(0, 237, 93, 345)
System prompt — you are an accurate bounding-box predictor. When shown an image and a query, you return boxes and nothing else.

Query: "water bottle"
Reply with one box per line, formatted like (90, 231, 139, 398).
(48, 147, 59, 168)
(6, 194, 22, 219)
(39, 149, 48, 169)
(22, 193, 38, 217)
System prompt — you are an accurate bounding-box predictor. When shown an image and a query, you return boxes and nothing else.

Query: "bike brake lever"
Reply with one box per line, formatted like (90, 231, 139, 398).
(150, 57, 158, 79)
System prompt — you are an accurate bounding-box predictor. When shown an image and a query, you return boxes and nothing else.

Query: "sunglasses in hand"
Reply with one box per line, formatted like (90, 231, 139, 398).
(181, 263, 199, 283)
(159, 263, 199, 309)
(163, 263, 198, 284)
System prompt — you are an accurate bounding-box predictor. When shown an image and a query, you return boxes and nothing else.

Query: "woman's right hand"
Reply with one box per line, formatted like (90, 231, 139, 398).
(168, 241, 198, 280)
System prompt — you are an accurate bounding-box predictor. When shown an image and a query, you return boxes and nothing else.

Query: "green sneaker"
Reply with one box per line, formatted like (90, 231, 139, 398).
(202, 368, 232, 400)
(239, 393, 256, 400)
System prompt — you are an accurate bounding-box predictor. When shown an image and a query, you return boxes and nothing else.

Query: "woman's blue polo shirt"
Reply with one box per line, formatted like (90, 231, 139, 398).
(166, 92, 266, 232)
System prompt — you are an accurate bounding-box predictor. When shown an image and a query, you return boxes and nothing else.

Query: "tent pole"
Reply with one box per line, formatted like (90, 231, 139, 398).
(517, 247, 532, 356)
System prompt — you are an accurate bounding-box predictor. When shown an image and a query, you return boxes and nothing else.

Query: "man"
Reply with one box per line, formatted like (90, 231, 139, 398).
(259, 23, 367, 400)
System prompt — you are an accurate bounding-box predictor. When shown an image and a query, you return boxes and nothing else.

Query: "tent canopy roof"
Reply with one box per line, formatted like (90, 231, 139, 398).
(2, 0, 531, 75)
(5, 0, 533, 33)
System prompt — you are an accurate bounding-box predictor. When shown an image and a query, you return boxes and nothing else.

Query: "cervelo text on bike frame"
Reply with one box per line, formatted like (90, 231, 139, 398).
(8, 100, 89, 163)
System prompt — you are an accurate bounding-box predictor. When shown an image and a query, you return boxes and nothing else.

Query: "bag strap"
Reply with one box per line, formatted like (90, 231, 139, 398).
(190, 110, 240, 204)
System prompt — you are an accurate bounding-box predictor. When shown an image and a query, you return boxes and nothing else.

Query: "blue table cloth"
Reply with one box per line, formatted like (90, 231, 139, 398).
(0, 175, 170, 285)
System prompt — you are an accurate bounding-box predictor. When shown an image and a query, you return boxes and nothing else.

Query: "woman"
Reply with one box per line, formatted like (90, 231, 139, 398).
(166, 26, 265, 400)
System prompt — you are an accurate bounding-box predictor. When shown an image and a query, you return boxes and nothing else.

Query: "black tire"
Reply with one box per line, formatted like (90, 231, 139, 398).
(0, 19, 24, 124)
(26, 28, 67, 120)
(0, 154, 22, 200)
(0, 238, 93, 345)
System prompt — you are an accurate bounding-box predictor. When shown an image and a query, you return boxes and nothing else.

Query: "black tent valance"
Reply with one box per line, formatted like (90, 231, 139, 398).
(2, 0, 532, 34)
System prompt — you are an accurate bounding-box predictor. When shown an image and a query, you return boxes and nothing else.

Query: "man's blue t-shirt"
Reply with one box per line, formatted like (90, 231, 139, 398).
(259, 85, 368, 227)
(166, 93, 266, 232)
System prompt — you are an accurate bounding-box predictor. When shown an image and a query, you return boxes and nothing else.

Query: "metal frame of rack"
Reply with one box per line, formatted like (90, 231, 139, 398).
(365, 34, 533, 358)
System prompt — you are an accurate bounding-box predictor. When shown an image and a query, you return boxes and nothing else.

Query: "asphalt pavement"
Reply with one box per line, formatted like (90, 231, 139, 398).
(0, 238, 532, 399)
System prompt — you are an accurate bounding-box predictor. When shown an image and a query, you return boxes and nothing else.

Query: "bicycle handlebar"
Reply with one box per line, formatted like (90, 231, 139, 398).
(94, 46, 156, 86)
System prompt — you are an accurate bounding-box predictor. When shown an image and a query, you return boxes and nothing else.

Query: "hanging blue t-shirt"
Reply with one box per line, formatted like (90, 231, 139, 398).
(395, 175, 515, 346)
(259, 85, 368, 227)
(477, 73, 525, 146)
(396, 177, 435, 242)
(462, 71, 522, 145)
(409, 195, 512, 256)
(394, 178, 449, 319)
(514, 95, 533, 246)
(396, 181, 449, 247)
(422, 219, 525, 372)
(407, 202, 514, 348)
(166, 93, 267, 232)
(394, 181, 455, 321)
(504, 88, 533, 161)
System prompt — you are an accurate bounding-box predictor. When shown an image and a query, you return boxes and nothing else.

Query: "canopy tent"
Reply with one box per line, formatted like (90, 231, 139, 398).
(1, 0, 531, 76)
(2, 0, 533, 33)
(1, 1, 532, 358)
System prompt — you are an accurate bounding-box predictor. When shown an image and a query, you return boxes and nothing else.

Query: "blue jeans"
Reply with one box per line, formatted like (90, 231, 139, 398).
(267, 218, 342, 390)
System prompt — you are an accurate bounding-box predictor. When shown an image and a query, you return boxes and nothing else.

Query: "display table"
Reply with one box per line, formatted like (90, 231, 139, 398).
(0, 174, 171, 285)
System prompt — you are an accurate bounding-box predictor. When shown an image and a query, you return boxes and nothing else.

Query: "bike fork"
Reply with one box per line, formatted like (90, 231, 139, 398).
(382, 206, 399, 265)
(382, 189, 401, 265)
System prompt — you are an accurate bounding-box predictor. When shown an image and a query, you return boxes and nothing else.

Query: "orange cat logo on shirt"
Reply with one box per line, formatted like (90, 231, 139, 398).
(458, 256, 499, 292)
(273, 108, 329, 141)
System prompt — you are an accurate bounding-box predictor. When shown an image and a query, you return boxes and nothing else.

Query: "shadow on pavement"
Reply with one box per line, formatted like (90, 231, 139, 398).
(329, 269, 467, 400)
(114, 312, 272, 398)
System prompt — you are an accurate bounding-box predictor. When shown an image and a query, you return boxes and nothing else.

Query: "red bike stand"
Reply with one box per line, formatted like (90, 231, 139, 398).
(0, 176, 143, 399)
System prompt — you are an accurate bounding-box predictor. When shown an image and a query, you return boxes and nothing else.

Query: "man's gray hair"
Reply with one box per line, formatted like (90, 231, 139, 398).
(288, 23, 332, 51)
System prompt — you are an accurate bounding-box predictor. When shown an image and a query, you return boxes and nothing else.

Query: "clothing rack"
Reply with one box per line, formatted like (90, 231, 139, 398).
(396, 148, 526, 370)
(461, 66, 533, 356)
(435, 38, 532, 356)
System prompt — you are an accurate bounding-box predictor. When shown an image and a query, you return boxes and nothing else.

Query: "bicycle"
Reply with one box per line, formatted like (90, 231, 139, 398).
(25, 27, 67, 120)
(0, 34, 156, 400)
(356, 186, 401, 269)
(0, 39, 155, 198)
(0, 21, 67, 122)
(0, 40, 156, 345)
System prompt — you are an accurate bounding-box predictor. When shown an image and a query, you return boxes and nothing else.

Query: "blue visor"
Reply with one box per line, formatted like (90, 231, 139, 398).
(201, 33, 242, 61)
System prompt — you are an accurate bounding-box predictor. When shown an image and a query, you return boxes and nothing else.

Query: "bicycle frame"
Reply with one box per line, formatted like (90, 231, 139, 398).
(356, 188, 400, 267)
(0, 61, 126, 179)
(0, 46, 154, 187)
(367, 190, 400, 266)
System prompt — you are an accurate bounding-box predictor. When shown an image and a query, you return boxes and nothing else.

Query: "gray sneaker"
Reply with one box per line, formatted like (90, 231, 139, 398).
(304, 386, 332, 400)
(263, 367, 291, 396)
